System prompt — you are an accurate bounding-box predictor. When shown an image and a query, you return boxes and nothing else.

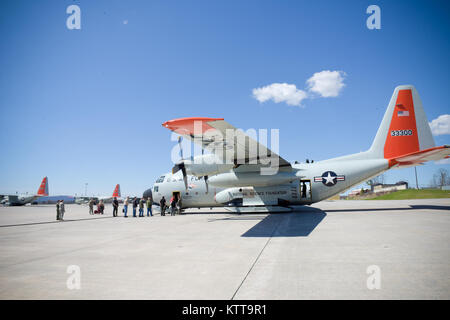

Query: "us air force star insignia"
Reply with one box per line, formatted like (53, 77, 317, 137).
(313, 171, 345, 187)
(322, 171, 336, 185)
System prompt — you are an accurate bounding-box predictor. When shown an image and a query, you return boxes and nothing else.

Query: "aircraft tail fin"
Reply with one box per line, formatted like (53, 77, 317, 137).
(37, 177, 49, 196)
(112, 184, 121, 198)
(368, 85, 436, 160)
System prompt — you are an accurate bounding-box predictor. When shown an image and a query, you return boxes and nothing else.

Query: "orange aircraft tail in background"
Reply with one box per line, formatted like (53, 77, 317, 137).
(112, 184, 121, 198)
(36, 177, 49, 196)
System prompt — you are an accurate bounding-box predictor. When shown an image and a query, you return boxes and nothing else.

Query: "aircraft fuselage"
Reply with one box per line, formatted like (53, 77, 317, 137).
(151, 157, 389, 208)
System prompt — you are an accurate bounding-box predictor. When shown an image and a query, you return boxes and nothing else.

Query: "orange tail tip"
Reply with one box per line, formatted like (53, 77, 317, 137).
(37, 177, 49, 196)
(383, 89, 421, 158)
(369, 85, 435, 160)
(112, 184, 121, 198)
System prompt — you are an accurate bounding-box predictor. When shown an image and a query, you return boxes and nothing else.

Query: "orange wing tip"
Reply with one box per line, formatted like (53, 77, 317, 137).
(162, 117, 224, 135)
(162, 117, 224, 126)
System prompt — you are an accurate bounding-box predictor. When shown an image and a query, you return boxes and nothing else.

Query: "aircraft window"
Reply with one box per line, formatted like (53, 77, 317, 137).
(154, 186, 159, 192)
(156, 176, 165, 183)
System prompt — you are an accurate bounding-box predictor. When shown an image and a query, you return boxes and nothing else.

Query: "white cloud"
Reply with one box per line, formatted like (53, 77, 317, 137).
(252, 83, 308, 106)
(429, 114, 450, 136)
(306, 70, 346, 97)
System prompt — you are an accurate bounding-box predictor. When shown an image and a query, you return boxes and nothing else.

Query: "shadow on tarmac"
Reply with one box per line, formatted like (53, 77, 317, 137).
(237, 203, 449, 238)
(242, 207, 326, 237)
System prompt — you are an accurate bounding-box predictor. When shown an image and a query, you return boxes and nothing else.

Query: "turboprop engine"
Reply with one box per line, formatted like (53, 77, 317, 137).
(214, 187, 246, 204)
(172, 154, 234, 191)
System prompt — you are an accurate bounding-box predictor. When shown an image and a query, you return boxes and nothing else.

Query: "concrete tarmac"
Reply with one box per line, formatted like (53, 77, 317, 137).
(0, 199, 449, 299)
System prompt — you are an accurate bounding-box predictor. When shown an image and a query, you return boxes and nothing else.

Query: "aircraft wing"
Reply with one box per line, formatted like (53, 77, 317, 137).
(389, 145, 450, 168)
(162, 117, 291, 169)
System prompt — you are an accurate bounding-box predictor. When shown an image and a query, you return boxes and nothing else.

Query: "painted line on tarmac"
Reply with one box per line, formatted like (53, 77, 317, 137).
(0, 216, 114, 228)
(230, 214, 284, 300)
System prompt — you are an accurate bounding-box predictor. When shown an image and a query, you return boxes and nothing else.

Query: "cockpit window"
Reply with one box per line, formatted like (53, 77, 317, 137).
(155, 175, 165, 183)
(153, 186, 159, 192)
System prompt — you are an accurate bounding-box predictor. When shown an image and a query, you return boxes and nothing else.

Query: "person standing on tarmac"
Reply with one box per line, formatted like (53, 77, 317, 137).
(139, 198, 145, 217)
(123, 196, 129, 218)
(160, 196, 166, 216)
(56, 200, 60, 221)
(177, 197, 182, 215)
(99, 200, 105, 215)
(170, 197, 176, 216)
(60, 200, 65, 221)
(112, 197, 119, 217)
(146, 197, 153, 217)
(88, 198, 94, 215)
(132, 197, 138, 217)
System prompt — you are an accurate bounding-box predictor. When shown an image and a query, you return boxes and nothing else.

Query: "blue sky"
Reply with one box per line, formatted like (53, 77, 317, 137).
(0, 0, 449, 196)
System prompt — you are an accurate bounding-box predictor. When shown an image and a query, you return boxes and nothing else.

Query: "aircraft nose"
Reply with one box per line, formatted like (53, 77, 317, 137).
(142, 188, 153, 199)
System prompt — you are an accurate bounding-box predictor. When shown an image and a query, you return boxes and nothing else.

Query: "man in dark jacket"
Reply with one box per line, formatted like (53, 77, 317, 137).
(160, 196, 166, 216)
(132, 197, 138, 217)
(112, 197, 119, 217)
(56, 200, 60, 221)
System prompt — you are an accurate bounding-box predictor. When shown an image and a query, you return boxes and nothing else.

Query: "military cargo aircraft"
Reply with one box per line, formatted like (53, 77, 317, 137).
(145, 85, 449, 213)
(74, 184, 121, 204)
(97, 184, 122, 203)
(1, 177, 49, 206)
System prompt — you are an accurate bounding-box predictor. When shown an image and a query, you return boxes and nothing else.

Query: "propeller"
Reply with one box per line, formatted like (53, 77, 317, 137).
(178, 136, 183, 159)
(173, 161, 188, 191)
(204, 175, 209, 194)
(173, 136, 188, 190)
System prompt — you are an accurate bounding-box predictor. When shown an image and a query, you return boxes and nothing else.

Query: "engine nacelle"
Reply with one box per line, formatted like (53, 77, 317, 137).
(214, 187, 246, 204)
(208, 171, 301, 188)
(181, 154, 234, 177)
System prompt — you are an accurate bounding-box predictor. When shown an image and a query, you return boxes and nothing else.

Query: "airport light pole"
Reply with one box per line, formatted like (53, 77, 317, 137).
(414, 167, 419, 189)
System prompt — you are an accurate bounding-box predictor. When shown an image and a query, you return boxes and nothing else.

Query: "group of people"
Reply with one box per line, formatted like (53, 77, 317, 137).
(56, 195, 184, 220)
(122, 196, 153, 218)
(159, 195, 182, 216)
(89, 198, 105, 215)
(55, 200, 65, 221)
